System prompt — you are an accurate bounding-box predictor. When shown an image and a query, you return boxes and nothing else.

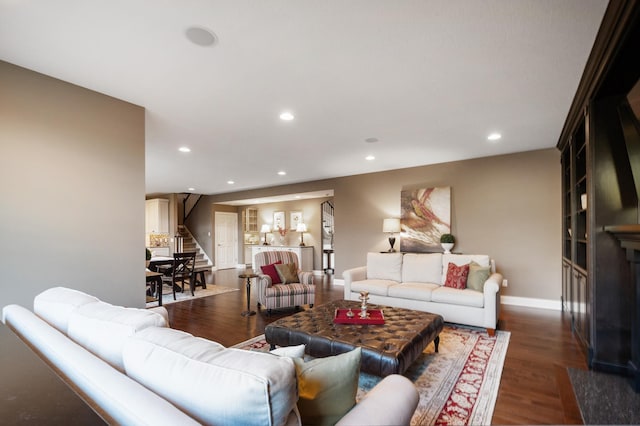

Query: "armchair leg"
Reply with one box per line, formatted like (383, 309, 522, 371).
(486, 328, 496, 336)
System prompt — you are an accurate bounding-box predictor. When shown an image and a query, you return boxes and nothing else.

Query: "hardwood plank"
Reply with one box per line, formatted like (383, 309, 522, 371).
(165, 269, 587, 424)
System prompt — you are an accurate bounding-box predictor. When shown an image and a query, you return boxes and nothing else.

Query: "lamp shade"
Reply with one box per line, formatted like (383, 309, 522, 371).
(382, 218, 401, 233)
(296, 223, 307, 233)
(260, 224, 271, 233)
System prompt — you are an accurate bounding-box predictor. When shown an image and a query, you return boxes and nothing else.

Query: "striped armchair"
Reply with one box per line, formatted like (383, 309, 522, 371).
(253, 251, 315, 313)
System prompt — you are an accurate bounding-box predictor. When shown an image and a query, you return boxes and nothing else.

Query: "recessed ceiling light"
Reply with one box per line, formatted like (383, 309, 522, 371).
(188, 187, 195, 191)
(487, 133, 502, 141)
(279, 112, 295, 121)
(185, 26, 217, 47)
(365, 137, 379, 143)
(278, 171, 287, 176)
(179, 146, 191, 153)
(227, 180, 235, 185)
(365, 155, 375, 161)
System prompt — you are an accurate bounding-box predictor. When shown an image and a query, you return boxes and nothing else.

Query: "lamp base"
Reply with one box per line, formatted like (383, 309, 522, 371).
(388, 236, 396, 252)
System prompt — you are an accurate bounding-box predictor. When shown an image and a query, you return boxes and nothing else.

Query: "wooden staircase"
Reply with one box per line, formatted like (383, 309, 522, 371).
(177, 226, 211, 270)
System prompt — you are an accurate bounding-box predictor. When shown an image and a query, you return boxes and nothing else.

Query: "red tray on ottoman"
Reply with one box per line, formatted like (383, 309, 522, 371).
(333, 308, 385, 324)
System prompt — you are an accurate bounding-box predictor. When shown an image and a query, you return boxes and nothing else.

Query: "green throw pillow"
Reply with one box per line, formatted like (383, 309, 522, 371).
(293, 347, 361, 426)
(275, 263, 300, 284)
(467, 261, 491, 292)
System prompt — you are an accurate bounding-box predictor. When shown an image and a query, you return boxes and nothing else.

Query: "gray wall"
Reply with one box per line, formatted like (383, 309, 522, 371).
(0, 60, 145, 309)
(201, 148, 560, 302)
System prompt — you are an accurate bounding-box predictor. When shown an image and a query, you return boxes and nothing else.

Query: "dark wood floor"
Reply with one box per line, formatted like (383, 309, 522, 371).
(165, 268, 588, 425)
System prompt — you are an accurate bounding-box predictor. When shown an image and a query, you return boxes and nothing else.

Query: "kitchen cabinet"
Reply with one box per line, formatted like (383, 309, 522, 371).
(244, 208, 258, 232)
(145, 199, 169, 234)
(251, 246, 313, 271)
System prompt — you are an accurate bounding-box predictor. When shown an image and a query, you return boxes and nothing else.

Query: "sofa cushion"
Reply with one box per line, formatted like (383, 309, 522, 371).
(444, 262, 469, 289)
(467, 261, 491, 292)
(123, 327, 298, 426)
(33, 287, 100, 333)
(261, 261, 283, 284)
(401, 253, 442, 284)
(441, 254, 490, 284)
(431, 287, 484, 308)
(350, 279, 397, 297)
(387, 282, 440, 302)
(366, 252, 403, 282)
(67, 301, 167, 372)
(293, 347, 361, 426)
(275, 263, 300, 284)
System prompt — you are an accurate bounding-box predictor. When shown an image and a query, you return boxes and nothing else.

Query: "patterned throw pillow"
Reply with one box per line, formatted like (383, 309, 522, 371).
(275, 263, 300, 284)
(444, 262, 470, 289)
(260, 261, 282, 284)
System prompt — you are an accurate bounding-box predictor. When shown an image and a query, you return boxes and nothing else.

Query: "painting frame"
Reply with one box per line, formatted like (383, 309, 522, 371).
(273, 211, 285, 231)
(290, 211, 302, 231)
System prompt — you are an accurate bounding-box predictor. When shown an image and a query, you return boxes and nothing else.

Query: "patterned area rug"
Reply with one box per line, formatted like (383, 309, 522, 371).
(146, 284, 238, 307)
(233, 325, 510, 426)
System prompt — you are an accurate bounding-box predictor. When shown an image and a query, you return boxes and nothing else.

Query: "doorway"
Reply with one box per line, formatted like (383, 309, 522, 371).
(321, 200, 334, 273)
(214, 212, 238, 269)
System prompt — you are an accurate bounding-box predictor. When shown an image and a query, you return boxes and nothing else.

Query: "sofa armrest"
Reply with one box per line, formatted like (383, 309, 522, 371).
(297, 271, 314, 285)
(336, 375, 418, 426)
(484, 273, 503, 294)
(342, 266, 366, 294)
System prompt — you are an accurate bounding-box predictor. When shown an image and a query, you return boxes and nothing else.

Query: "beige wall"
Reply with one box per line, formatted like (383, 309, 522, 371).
(202, 148, 561, 302)
(332, 149, 561, 301)
(0, 60, 145, 308)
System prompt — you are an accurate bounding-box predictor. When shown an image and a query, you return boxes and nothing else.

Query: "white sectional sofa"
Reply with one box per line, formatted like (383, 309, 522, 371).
(2, 287, 419, 426)
(343, 252, 503, 334)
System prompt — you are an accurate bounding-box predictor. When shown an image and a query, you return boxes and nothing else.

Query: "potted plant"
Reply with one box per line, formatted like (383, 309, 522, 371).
(440, 234, 455, 254)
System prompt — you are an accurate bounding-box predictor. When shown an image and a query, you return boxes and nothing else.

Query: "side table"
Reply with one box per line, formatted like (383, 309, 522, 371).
(238, 273, 258, 317)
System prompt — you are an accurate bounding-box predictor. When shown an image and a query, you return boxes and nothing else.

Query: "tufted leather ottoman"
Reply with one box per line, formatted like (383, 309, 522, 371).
(265, 300, 444, 377)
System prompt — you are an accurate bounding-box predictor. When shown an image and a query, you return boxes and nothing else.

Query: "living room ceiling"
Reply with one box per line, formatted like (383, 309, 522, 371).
(0, 1, 608, 196)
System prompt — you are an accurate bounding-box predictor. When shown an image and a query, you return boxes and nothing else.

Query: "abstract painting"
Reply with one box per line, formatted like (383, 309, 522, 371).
(400, 187, 451, 252)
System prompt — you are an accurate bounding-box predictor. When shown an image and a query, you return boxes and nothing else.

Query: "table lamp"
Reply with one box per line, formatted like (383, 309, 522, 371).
(260, 224, 271, 245)
(296, 223, 307, 246)
(382, 218, 401, 252)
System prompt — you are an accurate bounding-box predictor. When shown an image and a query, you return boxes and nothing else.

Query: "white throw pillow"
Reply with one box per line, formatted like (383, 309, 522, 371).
(366, 252, 403, 282)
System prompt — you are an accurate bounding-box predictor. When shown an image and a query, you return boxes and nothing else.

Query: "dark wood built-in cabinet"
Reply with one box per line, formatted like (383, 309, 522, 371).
(561, 115, 590, 352)
(559, 1, 640, 391)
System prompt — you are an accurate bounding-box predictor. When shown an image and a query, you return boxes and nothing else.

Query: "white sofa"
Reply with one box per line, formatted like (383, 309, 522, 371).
(2, 287, 419, 426)
(343, 253, 503, 334)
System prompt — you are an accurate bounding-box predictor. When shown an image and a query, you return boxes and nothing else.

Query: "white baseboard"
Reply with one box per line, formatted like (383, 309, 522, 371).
(500, 295, 561, 311)
(333, 278, 345, 286)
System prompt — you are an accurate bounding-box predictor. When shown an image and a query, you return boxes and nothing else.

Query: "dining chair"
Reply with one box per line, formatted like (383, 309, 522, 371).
(160, 252, 197, 300)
